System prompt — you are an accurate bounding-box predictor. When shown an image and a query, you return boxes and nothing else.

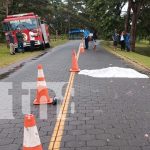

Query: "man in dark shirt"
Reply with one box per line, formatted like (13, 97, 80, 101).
(112, 29, 118, 50)
(84, 27, 90, 49)
(8, 32, 15, 55)
(92, 30, 98, 50)
(16, 28, 24, 53)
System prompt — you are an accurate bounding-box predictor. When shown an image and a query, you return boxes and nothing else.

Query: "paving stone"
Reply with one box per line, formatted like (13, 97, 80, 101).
(119, 146, 141, 150)
(1, 41, 150, 150)
(65, 141, 86, 148)
(77, 124, 94, 130)
(96, 134, 113, 140)
(0, 119, 11, 124)
(0, 138, 14, 146)
(76, 134, 96, 141)
(86, 129, 105, 135)
(1, 127, 21, 134)
(13, 138, 23, 145)
(64, 125, 77, 131)
(7, 132, 22, 138)
(60, 148, 75, 150)
(40, 135, 51, 143)
(67, 130, 86, 136)
(97, 146, 120, 150)
(107, 139, 128, 146)
(0, 123, 15, 129)
(87, 140, 106, 147)
(142, 146, 150, 150)
(0, 144, 20, 150)
(61, 135, 76, 142)
(69, 120, 86, 126)
(76, 147, 97, 150)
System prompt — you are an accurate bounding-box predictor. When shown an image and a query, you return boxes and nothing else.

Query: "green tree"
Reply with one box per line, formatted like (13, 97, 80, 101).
(129, 0, 150, 51)
(85, 0, 126, 38)
(137, 5, 150, 42)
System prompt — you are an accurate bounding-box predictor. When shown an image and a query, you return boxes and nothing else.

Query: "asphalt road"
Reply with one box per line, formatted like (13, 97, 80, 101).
(0, 40, 150, 150)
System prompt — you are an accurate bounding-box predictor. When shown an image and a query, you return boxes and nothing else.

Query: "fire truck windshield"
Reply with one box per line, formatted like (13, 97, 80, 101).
(4, 18, 38, 31)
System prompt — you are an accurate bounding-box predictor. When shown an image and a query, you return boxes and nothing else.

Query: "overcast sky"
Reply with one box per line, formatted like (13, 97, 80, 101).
(122, 2, 128, 12)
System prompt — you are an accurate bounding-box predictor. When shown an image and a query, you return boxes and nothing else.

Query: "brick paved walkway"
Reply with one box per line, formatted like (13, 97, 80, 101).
(59, 44, 150, 150)
(0, 41, 150, 150)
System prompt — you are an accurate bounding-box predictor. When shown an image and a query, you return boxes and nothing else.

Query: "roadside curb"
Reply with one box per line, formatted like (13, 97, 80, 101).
(102, 45, 150, 75)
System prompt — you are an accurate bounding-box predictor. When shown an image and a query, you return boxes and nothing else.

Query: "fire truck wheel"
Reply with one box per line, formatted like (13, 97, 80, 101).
(40, 43, 45, 50)
(45, 43, 50, 48)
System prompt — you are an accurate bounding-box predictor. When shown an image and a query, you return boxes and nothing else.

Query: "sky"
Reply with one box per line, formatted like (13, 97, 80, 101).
(122, 2, 128, 12)
(121, 2, 128, 16)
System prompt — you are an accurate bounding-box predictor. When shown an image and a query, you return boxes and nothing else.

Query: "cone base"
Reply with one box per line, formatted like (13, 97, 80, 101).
(23, 144, 42, 150)
(70, 68, 80, 72)
(80, 48, 85, 53)
(33, 98, 53, 105)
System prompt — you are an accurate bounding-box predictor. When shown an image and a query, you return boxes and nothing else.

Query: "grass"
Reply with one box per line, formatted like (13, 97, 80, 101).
(0, 38, 68, 68)
(0, 43, 41, 68)
(50, 38, 68, 47)
(101, 40, 150, 69)
(135, 42, 150, 57)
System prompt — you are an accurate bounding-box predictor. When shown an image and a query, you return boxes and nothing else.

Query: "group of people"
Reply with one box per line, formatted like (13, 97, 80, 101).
(83, 27, 97, 50)
(7, 28, 37, 55)
(112, 29, 131, 52)
(8, 27, 97, 55)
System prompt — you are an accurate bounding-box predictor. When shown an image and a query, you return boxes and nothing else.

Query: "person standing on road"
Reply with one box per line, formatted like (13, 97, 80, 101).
(16, 28, 24, 53)
(83, 27, 90, 49)
(112, 29, 118, 50)
(92, 30, 98, 50)
(7, 31, 15, 55)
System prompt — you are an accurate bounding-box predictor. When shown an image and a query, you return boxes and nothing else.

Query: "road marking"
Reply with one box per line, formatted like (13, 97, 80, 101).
(76, 43, 80, 60)
(48, 42, 81, 150)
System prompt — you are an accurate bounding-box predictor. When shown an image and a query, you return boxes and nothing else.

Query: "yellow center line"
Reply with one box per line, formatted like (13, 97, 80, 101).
(48, 41, 82, 150)
(77, 43, 81, 60)
(48, 73, 74, 149)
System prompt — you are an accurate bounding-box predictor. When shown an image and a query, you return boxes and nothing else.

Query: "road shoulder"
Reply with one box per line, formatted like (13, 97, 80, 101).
(101, 40, 150, 76)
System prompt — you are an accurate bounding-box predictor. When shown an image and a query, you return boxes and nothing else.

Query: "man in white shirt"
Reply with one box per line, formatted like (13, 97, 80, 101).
(120, 31, 125, 50)
(29, 29, 37, 51)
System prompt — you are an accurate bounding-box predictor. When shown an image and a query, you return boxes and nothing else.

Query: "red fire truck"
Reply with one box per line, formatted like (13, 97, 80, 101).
(2, 12, 50, 50)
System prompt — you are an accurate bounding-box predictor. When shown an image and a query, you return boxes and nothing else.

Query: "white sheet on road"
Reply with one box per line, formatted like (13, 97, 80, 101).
(79, 67, 149, 78)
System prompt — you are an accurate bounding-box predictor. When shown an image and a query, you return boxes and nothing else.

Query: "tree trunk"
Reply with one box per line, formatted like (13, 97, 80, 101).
(125, 1, 131, 32)
(5, 0, 9, 16)
(131, 11, 138, 51)
(130, 0, 146, 51)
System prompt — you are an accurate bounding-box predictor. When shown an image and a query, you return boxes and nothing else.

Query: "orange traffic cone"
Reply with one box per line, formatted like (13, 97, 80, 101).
(80, 42, 85, 53)
(23, 114, 43, 150)
(70, 50, 80, 72)
(33, 64, 53, 105)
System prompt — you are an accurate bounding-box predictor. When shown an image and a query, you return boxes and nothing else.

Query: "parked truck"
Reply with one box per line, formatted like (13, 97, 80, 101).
(2, 12, 50, 50)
